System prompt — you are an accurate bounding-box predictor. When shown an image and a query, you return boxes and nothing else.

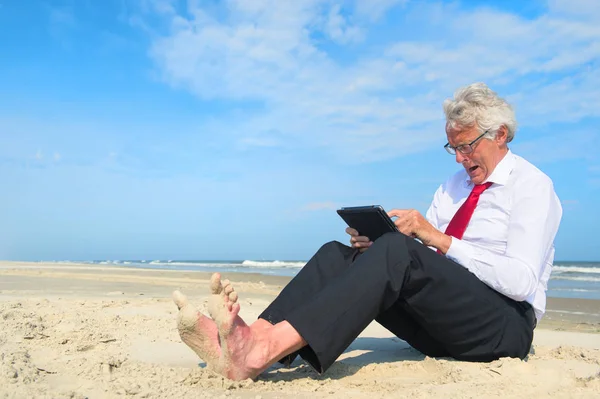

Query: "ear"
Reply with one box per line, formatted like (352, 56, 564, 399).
(495, 125, 508, 145)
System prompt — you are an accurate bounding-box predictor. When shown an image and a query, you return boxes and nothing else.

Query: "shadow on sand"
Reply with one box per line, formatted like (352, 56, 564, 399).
(257, 336, 436, 382)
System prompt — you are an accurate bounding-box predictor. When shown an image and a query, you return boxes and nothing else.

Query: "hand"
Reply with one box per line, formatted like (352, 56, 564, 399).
(387, 209, 451, 253)
(345, 227, 372, 253)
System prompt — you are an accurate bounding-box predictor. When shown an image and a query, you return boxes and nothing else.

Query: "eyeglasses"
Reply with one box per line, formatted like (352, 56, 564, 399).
(444, 131, 489, 155)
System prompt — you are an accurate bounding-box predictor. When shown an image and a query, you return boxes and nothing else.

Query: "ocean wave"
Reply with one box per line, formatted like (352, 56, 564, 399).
(241, 260, 306, 268)
(553, 265, 600, 274)
(546, 309, 600, 316)
(76, 260, 306, 269)
(550, 275, 600, 283)
(155, 262, 241, 268)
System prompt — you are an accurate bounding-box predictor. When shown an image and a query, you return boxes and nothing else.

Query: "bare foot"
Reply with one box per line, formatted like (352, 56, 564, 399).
(172, 290, 221, 367)
(175, 273, 305, 381)
(207, 274, 241, 335)
(207, 273, 272, 380)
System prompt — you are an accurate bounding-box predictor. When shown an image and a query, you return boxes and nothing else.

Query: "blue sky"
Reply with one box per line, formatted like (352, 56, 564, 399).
(1, 0, 599, 261)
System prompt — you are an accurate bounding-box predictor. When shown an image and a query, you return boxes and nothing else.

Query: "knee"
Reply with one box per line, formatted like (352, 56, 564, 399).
(318, 240, 349, 254)
(315, 240, 355, 261)
(374, 232, 408, 248)
(369, 232, 411, 262)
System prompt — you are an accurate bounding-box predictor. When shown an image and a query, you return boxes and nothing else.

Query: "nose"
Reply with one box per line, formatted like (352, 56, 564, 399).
(455, 150, 466, 163)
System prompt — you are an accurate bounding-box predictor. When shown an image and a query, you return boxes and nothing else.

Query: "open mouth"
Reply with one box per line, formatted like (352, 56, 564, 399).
(468, 165, 479, 173)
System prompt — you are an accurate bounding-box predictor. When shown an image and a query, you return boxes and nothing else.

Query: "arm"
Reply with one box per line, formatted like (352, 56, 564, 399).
(446, 177, 562, 301)
(390, 183, 452, 253)
(425, 184, 443, 230)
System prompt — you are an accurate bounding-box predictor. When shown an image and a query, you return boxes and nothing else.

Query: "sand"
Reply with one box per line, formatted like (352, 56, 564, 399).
(0, 261, 599, 398)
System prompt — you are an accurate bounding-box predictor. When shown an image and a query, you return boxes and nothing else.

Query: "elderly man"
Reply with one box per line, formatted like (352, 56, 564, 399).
(173, 82, 562, 381)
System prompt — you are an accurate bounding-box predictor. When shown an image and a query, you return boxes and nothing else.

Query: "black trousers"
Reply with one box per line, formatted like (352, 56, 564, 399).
(259, 232, 536, 373)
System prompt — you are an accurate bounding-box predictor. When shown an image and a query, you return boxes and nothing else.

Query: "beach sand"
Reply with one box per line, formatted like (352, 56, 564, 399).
(1, 261, 599, 398)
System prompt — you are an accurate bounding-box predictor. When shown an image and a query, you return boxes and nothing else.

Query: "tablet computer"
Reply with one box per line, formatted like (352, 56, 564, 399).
(337, 205, 398, 242)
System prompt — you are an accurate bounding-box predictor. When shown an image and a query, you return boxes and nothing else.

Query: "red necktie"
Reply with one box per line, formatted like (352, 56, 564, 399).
(444, 182, 493, 240)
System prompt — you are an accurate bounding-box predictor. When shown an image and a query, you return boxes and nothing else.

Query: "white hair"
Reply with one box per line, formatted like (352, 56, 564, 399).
(443, 82, 517, 143)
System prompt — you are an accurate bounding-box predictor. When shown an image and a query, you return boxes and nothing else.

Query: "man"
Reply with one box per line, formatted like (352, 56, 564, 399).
(172, 82, 563, 381)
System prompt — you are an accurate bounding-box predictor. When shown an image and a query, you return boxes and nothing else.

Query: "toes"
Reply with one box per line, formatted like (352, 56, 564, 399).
(228, 291, 238, 303)
(223, 280, 233, 296)
(210, 273, 223, 295)
(231, 303, 240, 317)
(172, 290, 189, 309)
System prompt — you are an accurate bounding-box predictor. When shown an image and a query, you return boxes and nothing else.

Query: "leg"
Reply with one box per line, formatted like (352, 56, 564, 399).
(375, 300, 450, 358)
(263, 240, 450, 362)
(259, 240, 357, 325)
(258, 241, 357, 366)
(174, 233, 535, 380)
(394, 235, 536, 361)
(282, 232, 535, 372)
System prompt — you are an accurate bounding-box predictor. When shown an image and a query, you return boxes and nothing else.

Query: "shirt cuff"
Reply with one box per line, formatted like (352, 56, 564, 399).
(445, 236, 474, 269)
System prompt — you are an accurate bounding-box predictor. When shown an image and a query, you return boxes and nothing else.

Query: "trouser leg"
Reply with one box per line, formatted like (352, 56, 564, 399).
(259, 240, 357, 325)
(258, 241, 358, 365)
(282, 232, 535, 373)
(375, 300, 450, 358)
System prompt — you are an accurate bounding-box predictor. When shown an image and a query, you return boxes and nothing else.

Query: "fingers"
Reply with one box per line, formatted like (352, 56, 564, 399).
(345, 227, 359, 236)
(395, 217, 414, 237)
(350, 234, 371, 248)
(350, 234, 370, 244)
(392, 209, 429, 238)
(346, 226, 372, 249)
(387, 209, 410, 218)
(351, 240, 373, 250)
(353, 240, 373, 249)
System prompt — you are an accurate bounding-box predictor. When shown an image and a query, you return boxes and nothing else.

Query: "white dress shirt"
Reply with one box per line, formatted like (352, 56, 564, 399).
(425, 150, 562, 320)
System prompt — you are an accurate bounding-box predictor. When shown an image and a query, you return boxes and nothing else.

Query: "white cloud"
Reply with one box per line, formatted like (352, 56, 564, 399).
(142, 0, 600, 163)
(35, 150, 43, 160)
(354, 0, 408, 21)
(325, 4, 363, 44)
(547, 0, 600, 19)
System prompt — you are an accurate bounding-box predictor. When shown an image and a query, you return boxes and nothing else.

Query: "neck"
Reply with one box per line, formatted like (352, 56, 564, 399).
(481, 147, 509, 183)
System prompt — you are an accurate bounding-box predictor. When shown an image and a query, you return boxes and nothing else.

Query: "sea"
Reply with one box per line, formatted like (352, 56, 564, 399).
(46, 259, 600, 301)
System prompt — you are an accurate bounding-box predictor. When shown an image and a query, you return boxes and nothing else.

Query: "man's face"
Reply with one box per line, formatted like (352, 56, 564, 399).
(446, 125, 508, 185)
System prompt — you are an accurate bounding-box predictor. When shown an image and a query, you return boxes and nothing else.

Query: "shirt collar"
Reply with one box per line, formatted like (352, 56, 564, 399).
(465, 150, 515, 187)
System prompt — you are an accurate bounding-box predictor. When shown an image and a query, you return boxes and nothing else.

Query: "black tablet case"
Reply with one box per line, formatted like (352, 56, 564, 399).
(337, 205, 398, 242)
